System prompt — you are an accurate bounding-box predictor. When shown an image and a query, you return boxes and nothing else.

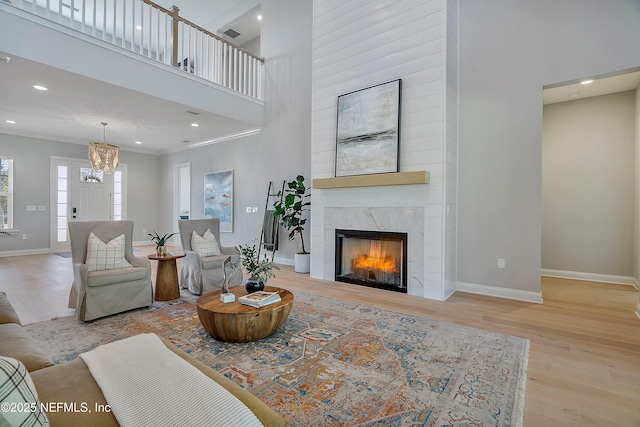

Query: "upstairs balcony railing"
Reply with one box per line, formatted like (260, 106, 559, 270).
(7, 0, 264, 100)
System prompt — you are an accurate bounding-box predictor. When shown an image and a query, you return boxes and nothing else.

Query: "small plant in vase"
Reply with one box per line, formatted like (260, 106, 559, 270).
(235, 242, 280, 293)
(148, 230, 178, 256)
(273, 175, 311, 273)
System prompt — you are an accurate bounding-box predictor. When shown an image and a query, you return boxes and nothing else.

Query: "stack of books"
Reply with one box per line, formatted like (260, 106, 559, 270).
(238, 291, 281, 308)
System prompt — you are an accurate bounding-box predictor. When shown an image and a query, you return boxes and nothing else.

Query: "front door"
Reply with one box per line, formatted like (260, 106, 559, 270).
(50, 157, 126, 253)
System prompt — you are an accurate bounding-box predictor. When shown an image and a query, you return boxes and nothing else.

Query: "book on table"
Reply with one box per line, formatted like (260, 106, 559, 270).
(238, 291, 281, 308)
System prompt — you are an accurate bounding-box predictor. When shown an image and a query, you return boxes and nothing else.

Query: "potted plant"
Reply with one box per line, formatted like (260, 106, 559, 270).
(273, 175, 311, 273)
(235, 241, 280, 293)
(147, 230, 178, 256)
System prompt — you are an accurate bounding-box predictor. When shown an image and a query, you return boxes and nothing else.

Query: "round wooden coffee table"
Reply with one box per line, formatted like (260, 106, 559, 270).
(196, 286, 294, 342)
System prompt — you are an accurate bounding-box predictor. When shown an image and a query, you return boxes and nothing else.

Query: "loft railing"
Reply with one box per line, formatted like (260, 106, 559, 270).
(7, 0, 264, 100)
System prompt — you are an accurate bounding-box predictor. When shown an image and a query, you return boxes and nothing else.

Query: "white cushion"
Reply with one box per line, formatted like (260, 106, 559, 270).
(0, 356, 50, 427)
(191, 229, 222, 257)
(85, 232, 132, 271)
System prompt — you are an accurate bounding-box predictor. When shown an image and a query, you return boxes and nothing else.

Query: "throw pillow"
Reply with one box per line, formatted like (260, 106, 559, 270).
(191, 229, 222, 257)
(0, 356, 50, 427)
(85, 233, 132, 271)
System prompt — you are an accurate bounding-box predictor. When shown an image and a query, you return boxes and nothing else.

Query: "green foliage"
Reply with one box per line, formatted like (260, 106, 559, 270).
(273, 175, 311, 254)
(235, 242, 280, 284)
(147, 230, 178, 248)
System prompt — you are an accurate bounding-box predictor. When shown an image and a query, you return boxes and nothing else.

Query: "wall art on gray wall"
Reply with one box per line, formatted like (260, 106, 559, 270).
(335, 79, 401, 177)
(204, 169, 233, 232)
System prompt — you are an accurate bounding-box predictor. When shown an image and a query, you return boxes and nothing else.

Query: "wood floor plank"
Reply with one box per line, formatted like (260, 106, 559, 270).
(0, 247, 639, 426)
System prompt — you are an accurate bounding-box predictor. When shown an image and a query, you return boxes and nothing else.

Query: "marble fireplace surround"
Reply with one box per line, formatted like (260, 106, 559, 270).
(323, 207, 425, 297)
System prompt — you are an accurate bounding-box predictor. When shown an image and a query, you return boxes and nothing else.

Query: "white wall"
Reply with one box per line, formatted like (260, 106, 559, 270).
(311, 0, 456, 300)
(160, 0, 312, 261)
(0, 134, 161, 254)
(458, 0, 640, 295)
(542, 92, 636, 278)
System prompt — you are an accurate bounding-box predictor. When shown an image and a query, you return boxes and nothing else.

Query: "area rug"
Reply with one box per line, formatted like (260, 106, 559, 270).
(26, 290, 529, 426)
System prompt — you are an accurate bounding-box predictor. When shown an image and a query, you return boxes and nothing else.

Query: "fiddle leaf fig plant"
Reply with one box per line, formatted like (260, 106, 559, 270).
(273, 175, 311, 254)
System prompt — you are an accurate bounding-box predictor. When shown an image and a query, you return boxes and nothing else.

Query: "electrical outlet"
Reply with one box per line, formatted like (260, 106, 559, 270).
(246, 207, 251, 213)
(38, 206, 46, 212)
(26, 205, 36, 212)
(21, 234, 27, 240)
(252, 207, 258, 213)
(142, 228, 147, 233)
(498, 258, 505, 269)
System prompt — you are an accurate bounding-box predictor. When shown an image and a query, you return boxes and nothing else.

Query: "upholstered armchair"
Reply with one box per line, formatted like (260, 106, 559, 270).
(178, 218, 243, 295)
(67, 220, 153, 321)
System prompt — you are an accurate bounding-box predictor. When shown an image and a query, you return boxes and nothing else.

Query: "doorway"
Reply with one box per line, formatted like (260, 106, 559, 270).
(541, 71, 640, 285)
(50, 156, 127, 252)
(173, 163, 191, 245)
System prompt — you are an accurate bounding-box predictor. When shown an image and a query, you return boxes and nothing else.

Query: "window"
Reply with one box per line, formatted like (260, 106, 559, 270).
(0, 156, 13, 230)
(113, 170, 123, 220)
(56, 165, 68, 242)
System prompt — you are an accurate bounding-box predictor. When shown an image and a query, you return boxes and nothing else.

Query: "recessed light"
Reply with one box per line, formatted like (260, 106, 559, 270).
(257, 14, 262, 21)
(33, 85, 48, 91)
(191, 123, 199, 127)
(580, 80, 593, 85)
(5, 120, 16, 124)
(135, 141, 142, 145)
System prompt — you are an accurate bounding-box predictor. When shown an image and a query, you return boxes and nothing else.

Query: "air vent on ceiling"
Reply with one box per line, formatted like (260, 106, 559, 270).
(223, 28, 241, 39)
(186, 110, 200, 115)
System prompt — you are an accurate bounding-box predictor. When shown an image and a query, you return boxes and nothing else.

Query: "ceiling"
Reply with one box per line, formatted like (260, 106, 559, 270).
(0, 0, 261, 155)
(543, 70, 640, 105)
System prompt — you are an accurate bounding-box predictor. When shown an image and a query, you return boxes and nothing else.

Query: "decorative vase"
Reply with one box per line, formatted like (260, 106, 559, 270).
(294, 252, 311, 273)
(156, 246, 166, 256)
(245, 279, 264, 294)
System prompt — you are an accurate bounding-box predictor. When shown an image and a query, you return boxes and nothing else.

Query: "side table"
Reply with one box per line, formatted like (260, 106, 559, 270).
(147, 253, 185, 301)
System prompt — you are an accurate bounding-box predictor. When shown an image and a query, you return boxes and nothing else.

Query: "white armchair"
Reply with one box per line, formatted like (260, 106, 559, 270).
(178, 218, 243, 295)
(67, 220, 153, 321)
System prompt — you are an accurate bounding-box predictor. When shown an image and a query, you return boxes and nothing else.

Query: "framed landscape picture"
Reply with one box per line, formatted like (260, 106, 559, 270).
(204, 169, 233, 232)
(335, 79, 401, 177)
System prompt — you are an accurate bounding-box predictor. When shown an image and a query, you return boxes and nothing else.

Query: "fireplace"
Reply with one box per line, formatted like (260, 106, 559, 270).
(335, 229, 407, 293)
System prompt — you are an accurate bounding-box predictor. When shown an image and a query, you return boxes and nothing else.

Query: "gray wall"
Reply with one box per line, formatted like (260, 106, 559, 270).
(160, 0, 312, 262)
(0, 133, 161, 253)
(458, 0, 640, 292)
(542, 92, 636, 277)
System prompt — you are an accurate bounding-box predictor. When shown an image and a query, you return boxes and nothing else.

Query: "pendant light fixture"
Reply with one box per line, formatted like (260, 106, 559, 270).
(88, 122, 119, 174)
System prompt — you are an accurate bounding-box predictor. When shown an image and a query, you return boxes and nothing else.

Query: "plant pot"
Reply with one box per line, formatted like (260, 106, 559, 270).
(156, 246, 166, 256)
(294, 252, 310, 274)
(245, 279, 265, 294)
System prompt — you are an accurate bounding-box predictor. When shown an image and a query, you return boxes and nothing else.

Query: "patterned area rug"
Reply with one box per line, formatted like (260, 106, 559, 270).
(26, 290, 528, 426)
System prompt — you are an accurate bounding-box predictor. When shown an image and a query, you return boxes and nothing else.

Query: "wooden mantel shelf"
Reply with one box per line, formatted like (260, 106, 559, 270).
(313, 171, 429, 189)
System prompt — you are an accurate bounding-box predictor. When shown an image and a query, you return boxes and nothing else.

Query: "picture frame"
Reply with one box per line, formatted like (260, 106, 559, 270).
(204, 169, 233, 232)
(335, 79, 401, 177)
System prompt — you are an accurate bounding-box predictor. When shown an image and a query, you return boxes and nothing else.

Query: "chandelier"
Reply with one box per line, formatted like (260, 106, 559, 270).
(88, 122, 119, 175)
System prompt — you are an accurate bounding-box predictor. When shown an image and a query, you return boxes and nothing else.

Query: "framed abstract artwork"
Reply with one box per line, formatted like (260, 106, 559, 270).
(335, 79, 401, 177)
(204, 169, 233, 232)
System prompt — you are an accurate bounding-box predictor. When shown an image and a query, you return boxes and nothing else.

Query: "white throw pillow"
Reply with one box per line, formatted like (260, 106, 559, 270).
(85, 232, 132, 271)
(0, 356, 50, 427)
(191, 229, 222, 257)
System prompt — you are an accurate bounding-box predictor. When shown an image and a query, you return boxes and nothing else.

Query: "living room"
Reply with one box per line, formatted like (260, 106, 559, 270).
(1, 0, 640, 425)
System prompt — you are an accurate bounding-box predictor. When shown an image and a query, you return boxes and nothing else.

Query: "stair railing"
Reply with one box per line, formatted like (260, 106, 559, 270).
(6, 0, 264, 100)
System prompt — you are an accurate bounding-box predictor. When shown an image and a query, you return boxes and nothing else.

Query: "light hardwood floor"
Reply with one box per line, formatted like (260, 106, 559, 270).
(1, 246, 639, 426)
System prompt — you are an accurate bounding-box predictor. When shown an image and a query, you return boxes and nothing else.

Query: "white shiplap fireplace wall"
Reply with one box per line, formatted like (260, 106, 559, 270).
(310, 0, 458, 300)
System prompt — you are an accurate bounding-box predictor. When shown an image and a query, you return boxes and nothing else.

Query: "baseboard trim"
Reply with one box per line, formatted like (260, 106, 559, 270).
(274, 256, 294, 267)
(541, 269, 638, 288)
(0, 248, 51, 258)
(456, 281, 543, 304)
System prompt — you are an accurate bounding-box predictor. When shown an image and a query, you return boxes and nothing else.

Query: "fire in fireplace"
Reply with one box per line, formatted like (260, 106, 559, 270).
(335, 229, 407, 293)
